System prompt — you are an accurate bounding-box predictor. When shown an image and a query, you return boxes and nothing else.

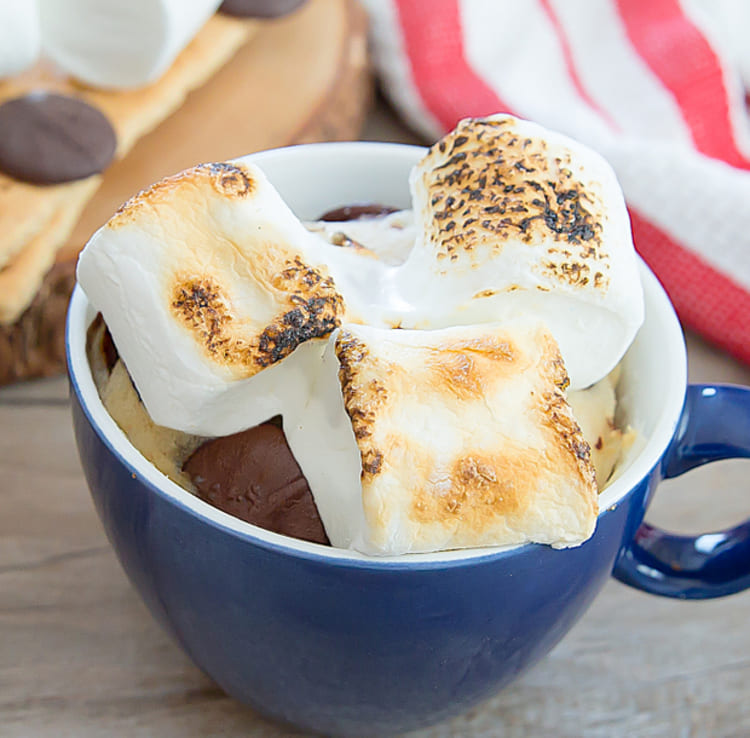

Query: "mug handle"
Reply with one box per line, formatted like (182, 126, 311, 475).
(613, 384, 750, 599)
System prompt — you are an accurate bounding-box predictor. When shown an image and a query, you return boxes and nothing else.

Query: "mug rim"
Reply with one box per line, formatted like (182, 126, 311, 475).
(66, 140, 688, 570)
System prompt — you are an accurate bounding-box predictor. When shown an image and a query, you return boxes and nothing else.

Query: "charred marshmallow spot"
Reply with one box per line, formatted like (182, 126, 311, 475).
(256, 258, 344, 368)
(540, 389, 594, 470)
(197, 161, 255, 198)
(171, 276, 245, 367)
(171, 257, 344, 378)
(110, 161, 256, 228)
(335, 330, 388, 479)
(420, 118, 611, 292)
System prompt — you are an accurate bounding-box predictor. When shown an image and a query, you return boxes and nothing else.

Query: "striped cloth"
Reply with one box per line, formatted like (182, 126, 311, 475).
(361, 0, 750, 366)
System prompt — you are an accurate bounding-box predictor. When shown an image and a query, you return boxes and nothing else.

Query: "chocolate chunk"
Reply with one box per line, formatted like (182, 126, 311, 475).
(183, 422, 330, 545)
(86, 313, 105, 364)
(102, 326, 119, 373)
(218, 0, 308, 18)
(319, 204, 399, 222)
(86, 314, 119, 374)
(0, 93, 117, 185)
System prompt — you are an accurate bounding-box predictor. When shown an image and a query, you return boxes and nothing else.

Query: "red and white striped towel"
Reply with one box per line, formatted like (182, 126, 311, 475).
(361, 0, 750, 366)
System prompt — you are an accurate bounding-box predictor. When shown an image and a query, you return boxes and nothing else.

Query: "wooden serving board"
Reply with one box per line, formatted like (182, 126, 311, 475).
(59, 0, 372, 261)
(0, 0, 372, 385)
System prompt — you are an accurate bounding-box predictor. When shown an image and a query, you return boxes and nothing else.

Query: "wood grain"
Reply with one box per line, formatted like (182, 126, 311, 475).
(0, 0, 372, 386)
(59, 0, 372, 262)
(2, 107, 750, 738)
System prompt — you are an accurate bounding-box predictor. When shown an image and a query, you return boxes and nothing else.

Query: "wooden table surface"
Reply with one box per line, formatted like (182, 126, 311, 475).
(3, 102, 750, 738)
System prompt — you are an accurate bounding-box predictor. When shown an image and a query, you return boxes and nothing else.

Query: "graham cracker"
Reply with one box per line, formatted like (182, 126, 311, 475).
(0, 177, 99, 323)
(0, 14, 257, 324)
(0, 0, 372, 385)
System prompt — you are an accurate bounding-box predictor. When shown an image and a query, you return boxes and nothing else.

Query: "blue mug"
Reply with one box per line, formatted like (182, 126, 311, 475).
(66, 143, 750, 736)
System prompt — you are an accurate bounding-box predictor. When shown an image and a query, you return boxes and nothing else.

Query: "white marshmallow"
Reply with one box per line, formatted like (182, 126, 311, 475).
(305, 210, 417, 266)
(0, 0, 40, 78)
(301, 231, 410, 330)
(77, 161, 345, 436)
(397, 115, 644, 389)
(37, 0, 222, 89)
(287, 320, 598, 556)
(303, 211, 419, 327)
(76, 119, 639, 556)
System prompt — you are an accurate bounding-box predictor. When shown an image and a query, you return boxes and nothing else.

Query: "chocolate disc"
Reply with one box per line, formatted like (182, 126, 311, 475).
(0, 93, 117, 185)
(86, 313, 119, 373)
(319, 204, 399, 222)
(219, 0, 308, 18)
(183, 422, 330, 545)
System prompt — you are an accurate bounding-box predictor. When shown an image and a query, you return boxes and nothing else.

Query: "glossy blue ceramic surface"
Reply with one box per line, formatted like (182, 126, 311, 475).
(613, 384, 750, 598)
(69, 381, 652, 735)
(68, 354, 750, 736)
(66, 142, 750, 736)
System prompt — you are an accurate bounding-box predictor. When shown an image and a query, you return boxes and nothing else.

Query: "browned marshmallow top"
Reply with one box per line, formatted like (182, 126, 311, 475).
(327, 321, 598, 553)
(415, 117, 611, 293)
(103, 161, 344, 381)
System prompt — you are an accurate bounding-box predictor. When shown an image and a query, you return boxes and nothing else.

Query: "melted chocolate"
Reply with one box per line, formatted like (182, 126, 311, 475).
(319, 204, 398, 222)
(86, 313, 119, 373)
(101, 325, 119, 372)
(183, 422, 329, 545)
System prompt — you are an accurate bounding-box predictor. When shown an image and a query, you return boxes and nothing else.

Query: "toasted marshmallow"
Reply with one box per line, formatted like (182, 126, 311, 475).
(286, 320, 598, 555)
(398, 115, 644, 389)
(0, 0, 40, 78)
(38, 0, 221, 89)
(77, 161, 345, 436)
(298, 214, 417, 329)
(304, 210, 419, 328)
(299, 235, 399, 328)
